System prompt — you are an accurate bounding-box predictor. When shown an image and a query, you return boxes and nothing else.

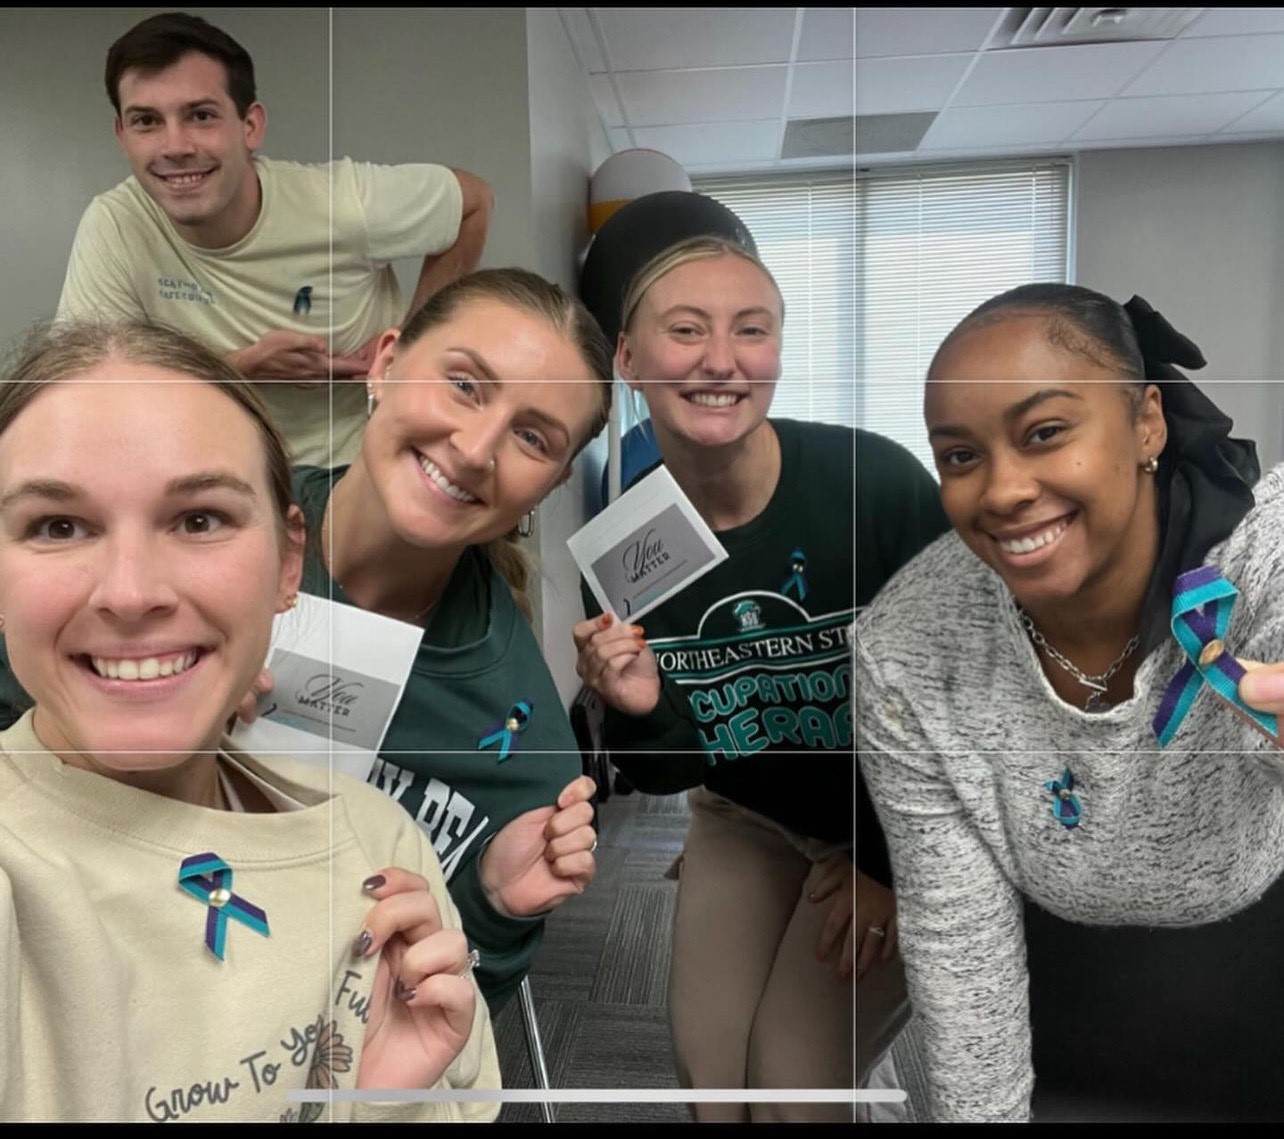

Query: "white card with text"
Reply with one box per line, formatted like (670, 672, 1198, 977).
(230, 591, 422, 782)
(568, 466, 728, 621)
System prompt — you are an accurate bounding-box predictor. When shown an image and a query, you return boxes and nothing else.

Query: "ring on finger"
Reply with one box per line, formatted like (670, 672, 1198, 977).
(590, 838, 598, 854)
(458, 946, 481, 978)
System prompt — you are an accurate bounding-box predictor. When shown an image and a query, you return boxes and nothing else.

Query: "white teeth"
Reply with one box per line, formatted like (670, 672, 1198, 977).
(163, 172, 207, 185)
(998, 519, 1069, 555)
(90, 652, 197, 682)
(688, 392, 740, 407)
(417, 455, 478, 503)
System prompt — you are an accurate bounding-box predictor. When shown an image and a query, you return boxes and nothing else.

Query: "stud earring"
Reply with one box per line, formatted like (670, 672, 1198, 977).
(283, 594, 299, 611)
(1143, 455, 1159, 474)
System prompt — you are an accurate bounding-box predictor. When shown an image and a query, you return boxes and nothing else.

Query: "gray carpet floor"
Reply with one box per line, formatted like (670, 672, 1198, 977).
(492, 787, 694, 1124)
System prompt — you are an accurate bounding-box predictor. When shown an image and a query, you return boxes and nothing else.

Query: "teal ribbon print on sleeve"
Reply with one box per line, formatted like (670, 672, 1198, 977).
(1152, 565, 1278, 746)
(477, 699, 533, 762)
(781, 548, 808, 600)
(178, 852, 270, 960)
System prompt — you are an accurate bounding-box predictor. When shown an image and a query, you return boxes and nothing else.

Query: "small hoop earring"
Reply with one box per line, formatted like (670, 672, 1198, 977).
(366, 388, 377, 419)
(517, 510, 536, 538)
(1143, 455, 1159, 474)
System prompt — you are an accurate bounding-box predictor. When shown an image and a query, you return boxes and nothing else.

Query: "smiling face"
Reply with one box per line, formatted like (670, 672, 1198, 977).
(925, 313, 1166, 613)
(0, 367, 300, 771)
(618, 253, 782, 450)
(113, 51, 265, 248)
(362, 298, 604, 554)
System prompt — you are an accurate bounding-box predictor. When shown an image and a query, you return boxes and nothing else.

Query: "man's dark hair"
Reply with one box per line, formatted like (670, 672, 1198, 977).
(105, 12, 256, 118)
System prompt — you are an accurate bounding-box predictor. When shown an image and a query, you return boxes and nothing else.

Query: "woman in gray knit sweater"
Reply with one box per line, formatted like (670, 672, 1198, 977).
(856, 284, 1284, 1122)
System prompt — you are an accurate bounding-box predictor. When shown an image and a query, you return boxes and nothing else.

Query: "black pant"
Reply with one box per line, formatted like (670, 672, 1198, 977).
(1025, 870, 1284, 1122)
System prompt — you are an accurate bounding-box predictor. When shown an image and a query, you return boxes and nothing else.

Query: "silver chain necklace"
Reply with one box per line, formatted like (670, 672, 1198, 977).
(1018, 609, 1140, 713)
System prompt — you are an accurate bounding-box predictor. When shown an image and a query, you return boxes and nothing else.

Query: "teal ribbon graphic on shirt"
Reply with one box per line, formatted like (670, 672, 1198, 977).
(781, 548, 808, 600)
(477, 700, 533, 762)
(178, 852, 270, 961)
(1152, 565, 1278, 746)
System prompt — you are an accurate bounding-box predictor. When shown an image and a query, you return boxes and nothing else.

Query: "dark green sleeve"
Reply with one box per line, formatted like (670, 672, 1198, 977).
(580, 579, 707, 793)
(0, 641, 32, 731)
(854, 431, 949, 885)
(448, 843, 546, 1014)
(856, 431, 950, 608)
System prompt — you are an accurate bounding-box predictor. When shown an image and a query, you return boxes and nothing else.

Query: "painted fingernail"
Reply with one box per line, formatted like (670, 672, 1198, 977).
(599, 613, 612, 628)
(395, 979, 417, 1003)
(362, 874, 386, 893)
(353, 929, 373, 958)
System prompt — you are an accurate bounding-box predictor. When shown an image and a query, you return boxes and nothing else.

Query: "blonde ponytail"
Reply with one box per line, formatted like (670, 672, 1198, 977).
(483, 534, 533, 621)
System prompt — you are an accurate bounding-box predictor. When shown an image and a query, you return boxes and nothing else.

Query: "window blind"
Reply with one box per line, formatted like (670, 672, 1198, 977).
(695, 170, 856, 428)
(855, 160, 1072, 472)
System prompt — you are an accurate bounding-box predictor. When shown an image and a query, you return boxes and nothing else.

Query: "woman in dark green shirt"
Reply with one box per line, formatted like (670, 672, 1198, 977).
(264, 269, 615, 1011)
(573, 236, 949, 1121)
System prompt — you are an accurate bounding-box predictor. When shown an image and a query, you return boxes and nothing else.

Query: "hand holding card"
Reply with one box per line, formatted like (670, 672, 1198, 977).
(572, 612, 661, 716)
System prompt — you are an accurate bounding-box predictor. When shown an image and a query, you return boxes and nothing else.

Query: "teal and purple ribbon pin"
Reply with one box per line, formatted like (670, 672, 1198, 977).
(477, 699, 533, 761)
(1043, 766, 1082, 829)
(781, 548, 808, 600)
(178, 852, 270, 960)
(1152, 565, 1278, 746)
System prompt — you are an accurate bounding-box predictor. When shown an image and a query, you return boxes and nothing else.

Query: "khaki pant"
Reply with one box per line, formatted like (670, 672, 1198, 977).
(667, 788, 855, 1123)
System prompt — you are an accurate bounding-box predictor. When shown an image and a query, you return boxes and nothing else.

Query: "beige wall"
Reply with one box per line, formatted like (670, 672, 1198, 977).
(524, 6, 612, 702)
(1076, 142, 1284, 470)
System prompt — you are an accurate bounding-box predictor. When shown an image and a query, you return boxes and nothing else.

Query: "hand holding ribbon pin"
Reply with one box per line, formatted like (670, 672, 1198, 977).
(1153, 566, 1280, 747)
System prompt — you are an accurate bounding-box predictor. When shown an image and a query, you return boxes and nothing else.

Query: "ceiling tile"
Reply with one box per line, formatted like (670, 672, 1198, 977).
(854, 53, 970, 115)
(594, 7, 797, 71)
(1072, 92, 1269, 140)
(559, 8, 607, 73)
(791, 60, 854, 119)
(1184, 8, 1284, 38)
(616, 65, 787, 126)
(1123, 34, 1284, 96)
(633, 120, 782, 166)
(588, 74, 626, 127)
(1221, 91, 1284, 133)
(954, 41, 1167, 106)
(798, 7, 853, 61)
(855, 7, 1002, 59)
(918, 100, 1104, 150)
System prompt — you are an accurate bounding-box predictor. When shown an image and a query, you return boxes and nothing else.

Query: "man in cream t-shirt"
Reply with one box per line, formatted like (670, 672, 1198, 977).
(57, 12, 493, 465)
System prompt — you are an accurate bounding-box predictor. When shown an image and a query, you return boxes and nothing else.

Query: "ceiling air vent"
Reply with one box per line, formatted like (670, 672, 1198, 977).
(783, 115, 861, 159)
(993, 7, 1204, 48)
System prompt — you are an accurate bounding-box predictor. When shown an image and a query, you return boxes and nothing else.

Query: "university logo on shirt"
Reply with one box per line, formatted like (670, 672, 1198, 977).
(733, 599, 764, 632)
(651, 590, 855, 761)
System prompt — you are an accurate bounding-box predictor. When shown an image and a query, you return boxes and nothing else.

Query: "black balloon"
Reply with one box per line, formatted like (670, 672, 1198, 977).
(579, 190, 758, 344)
